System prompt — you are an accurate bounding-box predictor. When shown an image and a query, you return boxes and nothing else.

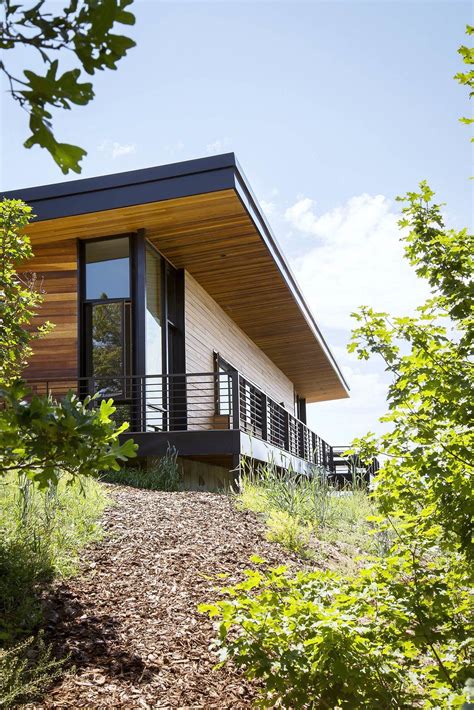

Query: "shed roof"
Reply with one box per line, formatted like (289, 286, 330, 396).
(3, 153, 349, 402)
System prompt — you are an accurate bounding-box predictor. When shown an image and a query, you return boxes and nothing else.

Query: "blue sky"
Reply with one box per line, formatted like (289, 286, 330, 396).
(1, 0, 472, 444)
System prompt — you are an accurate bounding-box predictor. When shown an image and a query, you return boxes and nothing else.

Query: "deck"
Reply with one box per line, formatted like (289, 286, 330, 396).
(26, 371, 378, 480)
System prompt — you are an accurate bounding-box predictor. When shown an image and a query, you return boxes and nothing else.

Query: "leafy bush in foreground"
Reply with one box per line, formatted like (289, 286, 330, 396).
(202, 181, 474, 707)
(201, 552, 471, 709)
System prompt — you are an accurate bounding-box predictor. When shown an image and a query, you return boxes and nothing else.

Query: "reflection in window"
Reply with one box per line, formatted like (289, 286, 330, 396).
(85, 237, 130, 300)
(145, 246, 162, 375)
(214, 354, 233, 416)
(91, 301, 131, 396)
(145, 246, 164, 430)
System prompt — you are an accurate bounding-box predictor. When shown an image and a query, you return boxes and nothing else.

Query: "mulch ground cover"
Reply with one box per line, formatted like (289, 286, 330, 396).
(29, 486, 301, 709)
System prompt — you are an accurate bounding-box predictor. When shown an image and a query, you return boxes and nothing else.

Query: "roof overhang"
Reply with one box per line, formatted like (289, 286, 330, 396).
(2, 153, 349, 402)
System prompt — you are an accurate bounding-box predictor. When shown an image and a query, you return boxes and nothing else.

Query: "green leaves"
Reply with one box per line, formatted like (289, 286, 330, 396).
(1, 0, 136, 172)
(0, 199, 54, 383)
(202, 554, 473, 708)
(0, 383, 137, 488)
(455, 25, 474, 138)
(348, 183, 474, 559)
(202, 176, 473, 707)
(0, 196, 137, 489)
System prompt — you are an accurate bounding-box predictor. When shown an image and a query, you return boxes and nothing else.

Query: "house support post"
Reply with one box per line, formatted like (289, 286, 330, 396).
(132, 229, 146, 432)
(231, 453, 242, 493)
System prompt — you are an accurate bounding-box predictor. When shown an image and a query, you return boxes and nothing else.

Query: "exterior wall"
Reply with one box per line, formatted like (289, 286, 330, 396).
(184, 271, 295, 410)
(19, 239, 78, 380)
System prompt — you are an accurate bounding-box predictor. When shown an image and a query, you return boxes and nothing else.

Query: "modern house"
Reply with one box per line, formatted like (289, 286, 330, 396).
(3, 154, 374, 488)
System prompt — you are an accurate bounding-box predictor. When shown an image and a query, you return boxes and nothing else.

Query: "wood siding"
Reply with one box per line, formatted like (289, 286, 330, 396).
(185, 271, 294, 410)
(24, 189, 348, 402)
(18, 239, 78, 380)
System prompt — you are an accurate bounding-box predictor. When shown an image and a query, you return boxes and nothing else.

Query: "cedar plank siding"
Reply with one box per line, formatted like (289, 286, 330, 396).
(18, 239, 296, 419)
(185, 271, 294, 409)
(18, 239, 78, 380)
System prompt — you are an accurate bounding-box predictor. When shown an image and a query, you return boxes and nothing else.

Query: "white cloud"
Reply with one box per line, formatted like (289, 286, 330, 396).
(259, 199, 276, 217)
(282, 192, 431, 444)
(205, 138, 230, 154)
(111, 142, 136, 158)
(286, 193, 428, 331)
(98, 140, 136, 159)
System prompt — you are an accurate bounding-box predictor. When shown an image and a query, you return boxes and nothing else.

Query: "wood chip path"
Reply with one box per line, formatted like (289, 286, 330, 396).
(31, 486, 300, 709)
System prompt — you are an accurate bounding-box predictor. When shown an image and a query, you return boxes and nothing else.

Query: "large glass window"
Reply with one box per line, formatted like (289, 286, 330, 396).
(83, 237, 132, 397)
(89, 301, 131, 395)
(85, 237, 130, 300)
(81, 235, 185, 432)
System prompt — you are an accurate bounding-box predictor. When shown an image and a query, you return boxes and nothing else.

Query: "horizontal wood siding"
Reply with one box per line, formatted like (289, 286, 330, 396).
(185, 271, 294, 413)
(18, 239, 78, 379)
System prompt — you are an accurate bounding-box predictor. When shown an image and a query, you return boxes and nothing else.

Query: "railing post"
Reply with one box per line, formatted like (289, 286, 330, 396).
(298, 420, 304, 458)
(328, 446, 335, 473)
(261, 392, 268, 441)
(283, 409, 290, 452)
(231, 371, 240, 429)
(312, 432, 317, 465)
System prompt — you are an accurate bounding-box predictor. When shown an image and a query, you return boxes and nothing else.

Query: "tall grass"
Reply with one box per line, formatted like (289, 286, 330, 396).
(0, 472, 109, 706)
(103, 446, 183, 491)
(236, 459, 383, 566)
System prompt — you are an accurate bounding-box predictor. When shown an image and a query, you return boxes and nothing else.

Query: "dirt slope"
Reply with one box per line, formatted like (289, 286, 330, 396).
(31, 486, 299, 709)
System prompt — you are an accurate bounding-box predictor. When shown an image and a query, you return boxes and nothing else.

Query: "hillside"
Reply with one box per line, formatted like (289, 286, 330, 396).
(29, 487, 300, 708)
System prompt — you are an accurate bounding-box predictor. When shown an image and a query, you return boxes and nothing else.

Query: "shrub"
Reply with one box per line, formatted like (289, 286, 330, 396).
(265, 510, 312, 557)
(0, 632, 65, 709)
(202, 181, 474, 707)
(201, 555, 472, 709)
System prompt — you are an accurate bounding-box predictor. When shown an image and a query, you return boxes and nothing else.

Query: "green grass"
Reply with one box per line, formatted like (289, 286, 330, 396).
(103, 446, 183, 491)
(236, 460, 383, 567)
(0, 472, 109, 707)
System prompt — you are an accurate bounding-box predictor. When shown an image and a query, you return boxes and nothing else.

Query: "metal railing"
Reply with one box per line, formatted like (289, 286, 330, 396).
(23, 372, 378, 475)
(237, 374, 333, 469)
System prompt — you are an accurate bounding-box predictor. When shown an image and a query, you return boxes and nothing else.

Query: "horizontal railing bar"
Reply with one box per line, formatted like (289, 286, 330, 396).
(21, 371, 378, 474)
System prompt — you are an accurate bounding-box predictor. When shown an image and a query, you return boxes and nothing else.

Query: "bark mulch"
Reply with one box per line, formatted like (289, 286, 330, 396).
(30, 486, 300, 709)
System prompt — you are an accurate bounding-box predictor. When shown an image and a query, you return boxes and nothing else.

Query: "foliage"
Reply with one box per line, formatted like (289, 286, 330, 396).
(455, 25, 474, 137)
(349, 182, 473, 559)
(0, 0, 136, 173)
(236, 460, 376, 563)
(202, 184, 473, 707)
(0, 197, 138, 487)
(0, 631, 65, 708)
(103, 446, 183, 492)
(0, 472, 109, 645)
(0, 472, 108, 704)
(0, 381, 137, 488)
(0, 199, 52, 384)
(200, 554, 472, 709)
(265, 509, 312, 557)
